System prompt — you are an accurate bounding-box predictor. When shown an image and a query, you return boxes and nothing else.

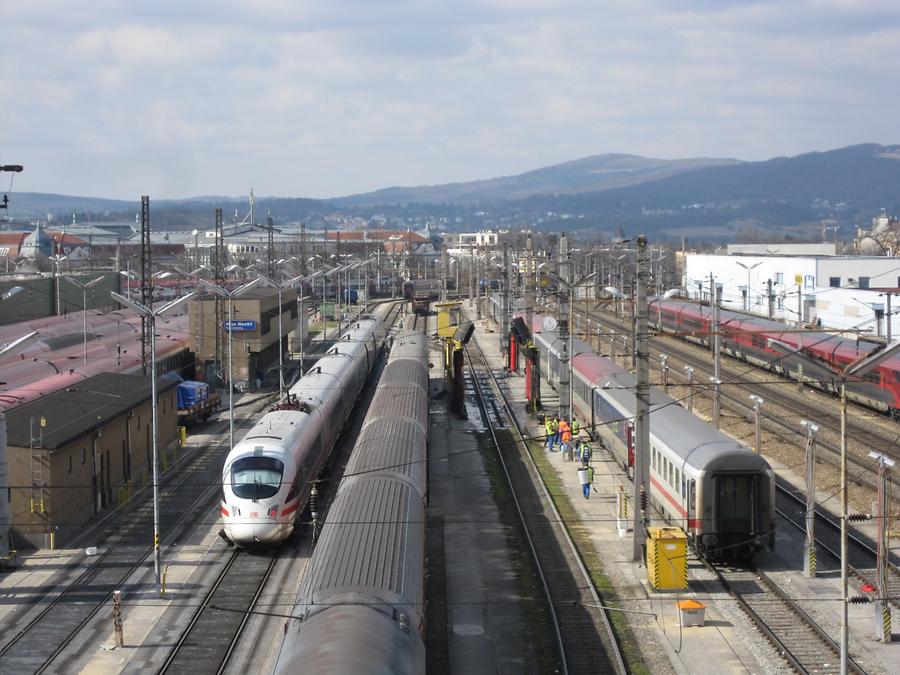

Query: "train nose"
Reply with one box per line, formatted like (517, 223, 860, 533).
(225, 519, 283, 547)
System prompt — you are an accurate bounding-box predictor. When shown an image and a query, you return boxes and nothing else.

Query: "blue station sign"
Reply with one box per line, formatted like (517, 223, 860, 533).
(224, 320, 257, 332)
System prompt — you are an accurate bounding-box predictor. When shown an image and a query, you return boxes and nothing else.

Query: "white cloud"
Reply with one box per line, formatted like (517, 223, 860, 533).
(3, 1, 900, 198)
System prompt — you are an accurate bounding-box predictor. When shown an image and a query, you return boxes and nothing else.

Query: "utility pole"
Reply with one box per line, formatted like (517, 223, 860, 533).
(266, 213, 276, 281)
(767, 279, 774, 320)
(476, 243, 483, 320)
(469, 244, 478, 307)
(525, 233, 534, 337)
(441, 240, 448, 303)
(501, 242, 510, 356)
(139, 196, 152, 376)
(797, 285, 804, 389)
(214, 208, 225, 382)
(633, 234, 650, 563)
(870, 451, 894, 642)
(710, 273, 721, 429)
(300, 223, 308, 276)
(801, 420, 819, 578)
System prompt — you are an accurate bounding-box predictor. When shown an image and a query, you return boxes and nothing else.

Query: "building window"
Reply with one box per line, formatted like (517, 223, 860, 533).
(775, 272, 784, 285)
(830, 277, 840, 287)
(804, 275, 815, 288)
(859, 276, 870, 289)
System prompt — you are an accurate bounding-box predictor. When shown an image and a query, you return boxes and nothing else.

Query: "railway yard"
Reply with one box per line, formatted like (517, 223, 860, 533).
(1, 293, 899, 675)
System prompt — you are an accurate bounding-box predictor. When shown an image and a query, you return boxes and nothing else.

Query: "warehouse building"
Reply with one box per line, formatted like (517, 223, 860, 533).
(189, 288, 296, 390)
(3, 373, 178, 549)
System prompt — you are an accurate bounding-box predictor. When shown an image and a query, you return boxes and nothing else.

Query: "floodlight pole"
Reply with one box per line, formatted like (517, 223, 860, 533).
(110, 291, 194, 597)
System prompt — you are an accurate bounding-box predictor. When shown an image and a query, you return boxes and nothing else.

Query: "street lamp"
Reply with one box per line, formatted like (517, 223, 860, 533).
(684, 366, 695, 412)
(749, 394, 764, 453)
(195, 278, 261, 451)
(64, 275, 105, 364)
(110, 290, 196, 596)
(49, 254, 67, 315)
(735, 261, 762, 313)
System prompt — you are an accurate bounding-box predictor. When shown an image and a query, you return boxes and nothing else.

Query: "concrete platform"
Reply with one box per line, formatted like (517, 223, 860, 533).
(468, 309, 788, 674)
(426, 312, 541, 674)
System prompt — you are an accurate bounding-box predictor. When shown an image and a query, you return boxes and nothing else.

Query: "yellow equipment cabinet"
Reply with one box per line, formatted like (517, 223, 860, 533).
(646, 526, 688, 590)
(435, 301, 462, 338)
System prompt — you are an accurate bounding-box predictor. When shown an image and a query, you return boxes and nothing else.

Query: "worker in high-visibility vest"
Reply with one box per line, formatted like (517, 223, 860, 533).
(545, 416, 559, 450)
(559, 419, 571, 456)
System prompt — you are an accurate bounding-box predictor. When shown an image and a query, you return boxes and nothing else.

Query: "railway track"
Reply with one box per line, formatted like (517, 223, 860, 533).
(708, 561, 867, 675)
(583, 306, 900, 491)
(465, 338, 626, 675)
(777, 484, 900, 610)
(0, 411, 261, 674)
(159, 550, 279, 675)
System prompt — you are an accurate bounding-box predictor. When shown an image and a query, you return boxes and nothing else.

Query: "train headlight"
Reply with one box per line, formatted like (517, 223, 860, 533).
(233, 506, 241, 517)
(267, 506, 278, 520)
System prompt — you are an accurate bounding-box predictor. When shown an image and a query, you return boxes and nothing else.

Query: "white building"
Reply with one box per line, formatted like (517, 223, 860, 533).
(684, 253, 900, 338)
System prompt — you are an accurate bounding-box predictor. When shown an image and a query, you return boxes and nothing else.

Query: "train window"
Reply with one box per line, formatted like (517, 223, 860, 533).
(230, 456, 284, 500)
(67, 455, 72, 473)
(675, 468, 680, 490)
(81, 447, 86, 464)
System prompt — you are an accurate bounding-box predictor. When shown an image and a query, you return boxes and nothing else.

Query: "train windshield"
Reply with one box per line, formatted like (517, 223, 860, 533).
(230, 456, 284, 500)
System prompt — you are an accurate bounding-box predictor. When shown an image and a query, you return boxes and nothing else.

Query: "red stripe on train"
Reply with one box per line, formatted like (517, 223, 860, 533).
(649, 476, 700, 530)
(220, 505, 229, 517)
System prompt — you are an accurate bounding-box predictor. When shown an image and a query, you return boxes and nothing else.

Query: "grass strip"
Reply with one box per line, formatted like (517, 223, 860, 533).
(525, 438, 651, 675)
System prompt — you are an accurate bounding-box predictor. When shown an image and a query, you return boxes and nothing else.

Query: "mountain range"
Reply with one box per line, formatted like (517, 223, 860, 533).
(6, 143, 900, 240)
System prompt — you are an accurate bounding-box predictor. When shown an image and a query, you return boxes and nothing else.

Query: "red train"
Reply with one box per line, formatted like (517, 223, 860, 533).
(654, 299, 900, 416)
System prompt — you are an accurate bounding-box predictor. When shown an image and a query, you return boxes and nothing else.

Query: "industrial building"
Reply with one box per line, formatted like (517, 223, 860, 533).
(189, 288, 296, 390)
(3, 372, 178, 548)
(684, 252, 900, 337)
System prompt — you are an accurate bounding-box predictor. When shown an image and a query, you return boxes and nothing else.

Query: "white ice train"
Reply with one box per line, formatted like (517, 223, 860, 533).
(220, 307, 389, 547)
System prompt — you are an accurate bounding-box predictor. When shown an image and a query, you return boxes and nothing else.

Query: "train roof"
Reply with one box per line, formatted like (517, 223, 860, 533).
(592, 365, 768, 468)
(238, 409, 309, 448)
(660, 299, 894, 368)
(275, 606, 425, 675)
(296, 475, 426, 624)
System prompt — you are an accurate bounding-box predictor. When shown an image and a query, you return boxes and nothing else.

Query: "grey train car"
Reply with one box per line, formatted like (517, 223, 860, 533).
(532, 316, 775, 559)
(274, 323, 430, 674)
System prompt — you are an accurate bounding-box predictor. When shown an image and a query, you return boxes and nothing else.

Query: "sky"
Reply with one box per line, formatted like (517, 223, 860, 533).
(4, 1, 900, 200)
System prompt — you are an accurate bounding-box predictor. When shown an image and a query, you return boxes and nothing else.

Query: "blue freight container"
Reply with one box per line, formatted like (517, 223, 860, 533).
(177, 381, 209, 409)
